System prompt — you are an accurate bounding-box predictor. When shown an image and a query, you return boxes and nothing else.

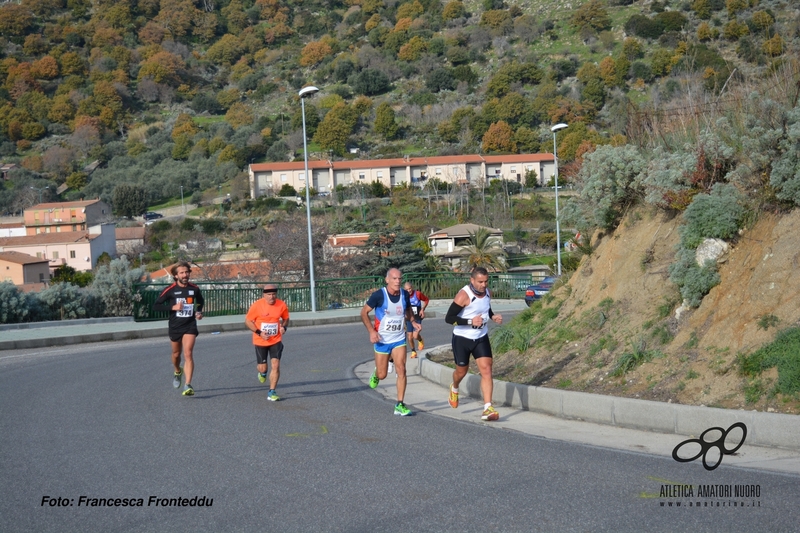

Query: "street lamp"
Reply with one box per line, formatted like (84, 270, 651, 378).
(299, 85, 320, 312)
(180, 185, 185, 214)
(30, 186, 49, 204)
(550, 123, 568, 276)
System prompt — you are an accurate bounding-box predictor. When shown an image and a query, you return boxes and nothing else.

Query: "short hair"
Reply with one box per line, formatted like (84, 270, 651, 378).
(171, 261, 191, 277)
(471, 266, 489, 278)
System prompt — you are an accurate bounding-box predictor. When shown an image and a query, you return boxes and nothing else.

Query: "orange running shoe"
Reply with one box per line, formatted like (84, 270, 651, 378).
(410, 350, 417, 358)
(448, 384, 458, 408)
(481, 405, 499, 421)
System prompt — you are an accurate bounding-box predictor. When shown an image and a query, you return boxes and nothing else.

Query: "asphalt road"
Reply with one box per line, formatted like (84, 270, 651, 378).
(1, 318, 798, 533)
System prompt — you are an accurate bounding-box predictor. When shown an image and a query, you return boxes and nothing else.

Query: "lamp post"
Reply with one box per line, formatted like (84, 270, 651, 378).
(299, 85, 320, 312)
(180, 185, 185, 214)
(550, 123, 568, 276)
(30, 186, 49, 204)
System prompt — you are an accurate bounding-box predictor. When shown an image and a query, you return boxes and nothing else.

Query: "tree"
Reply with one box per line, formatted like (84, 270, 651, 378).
(374, 102, 399, 140)
(570, 0, 611, 32)
(90, 257, 149, 317)
(313, 115, 350, 155)
(352, 69, 390, 96)
(482, 121, 516, 153)
(459, 228, 506, 272)
(113, 183, 148, 218)
(300, 40, 334, 67)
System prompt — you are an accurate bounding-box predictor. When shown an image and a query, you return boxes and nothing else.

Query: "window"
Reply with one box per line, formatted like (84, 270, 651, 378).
(72, 225, 77, 231)
(299, 173, 305, 181)
(510, 166, 516, 173)
(70, 250, 76, 259)
(36, 252, 42, 258)
(435, 168, 442, 175)
(376, 171, 383, 179)
(34, 212, 39, 220)
(52, 251, 59, 259)
(359, 173, 365, 180)
(39, 273, 45, 282)
(280, 173, 287, 182)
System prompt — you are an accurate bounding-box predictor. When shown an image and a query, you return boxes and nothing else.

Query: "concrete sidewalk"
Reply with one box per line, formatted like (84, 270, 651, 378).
(356, 356, 800, 475)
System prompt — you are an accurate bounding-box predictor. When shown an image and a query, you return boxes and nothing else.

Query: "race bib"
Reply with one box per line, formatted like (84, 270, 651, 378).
(411, 305, 419, 315)
(261, 322, 279, 337)
(176, 298, 193, 318)
(382, 316, 404, 332)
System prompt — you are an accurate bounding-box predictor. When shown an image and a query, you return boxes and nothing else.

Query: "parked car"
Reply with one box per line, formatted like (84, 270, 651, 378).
(524, 276, 559, 306)
(144, 212, 163, 220)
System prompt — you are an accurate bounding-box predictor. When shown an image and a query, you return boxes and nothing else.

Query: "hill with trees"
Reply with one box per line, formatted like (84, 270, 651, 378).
(1, 0, 797, 215)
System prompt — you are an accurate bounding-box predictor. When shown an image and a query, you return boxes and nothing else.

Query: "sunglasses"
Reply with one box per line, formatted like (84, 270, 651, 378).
(263, 289, 278, 294)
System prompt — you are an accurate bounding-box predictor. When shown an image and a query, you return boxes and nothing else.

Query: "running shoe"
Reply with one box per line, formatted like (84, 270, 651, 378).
(387, 361, 394, 375)
(394, 402, 412, 416)
(418, 336, 424, 350)
(172, 368, 183, 388)
(481, 405, 499, 421)
(410, 350, 418, 359)
(448, 384, 458, 408)
(258, 372, 267, 384)
(267, 390, 280, 401)
(369, 368, 379, 389)
(182, 384, 194, 396)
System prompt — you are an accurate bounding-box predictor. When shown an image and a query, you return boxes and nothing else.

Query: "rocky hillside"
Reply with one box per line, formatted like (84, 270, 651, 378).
(492, 206, 800, 414)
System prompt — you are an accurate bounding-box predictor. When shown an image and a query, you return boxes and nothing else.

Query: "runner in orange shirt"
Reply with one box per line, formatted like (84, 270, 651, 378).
(245, 284, 290, 401)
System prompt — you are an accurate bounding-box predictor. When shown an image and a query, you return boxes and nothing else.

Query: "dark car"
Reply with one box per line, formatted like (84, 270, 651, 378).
(524, 276, 559, 306)
(144, 212, 163, 220)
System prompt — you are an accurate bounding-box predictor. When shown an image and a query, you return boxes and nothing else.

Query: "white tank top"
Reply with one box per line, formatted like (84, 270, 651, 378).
(453, 284, 491, 340)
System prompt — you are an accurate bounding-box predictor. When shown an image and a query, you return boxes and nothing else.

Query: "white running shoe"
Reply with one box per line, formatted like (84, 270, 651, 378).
(387, 362, 395, 375)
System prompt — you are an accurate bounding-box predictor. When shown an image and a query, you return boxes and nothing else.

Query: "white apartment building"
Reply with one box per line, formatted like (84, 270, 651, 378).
(249, 153, 555, 198)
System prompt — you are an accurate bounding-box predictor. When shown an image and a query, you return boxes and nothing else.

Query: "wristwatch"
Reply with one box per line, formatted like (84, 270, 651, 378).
(467, 319, 473, 326)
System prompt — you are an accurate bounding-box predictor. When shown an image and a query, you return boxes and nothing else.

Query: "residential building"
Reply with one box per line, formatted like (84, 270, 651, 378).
(0, 223, 117, 272)
(0, 251, 51, 285)
(322, 233, 371, 263)
(249, 153, 555, 199)
(24, 199, 112, 236)
(428, 223, 504, 271)
(115, 226, 146, 256)
(0, 220, 26, 237)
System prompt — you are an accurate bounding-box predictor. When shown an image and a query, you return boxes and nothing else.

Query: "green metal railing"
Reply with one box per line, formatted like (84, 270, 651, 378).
(133, 272, 532, 322)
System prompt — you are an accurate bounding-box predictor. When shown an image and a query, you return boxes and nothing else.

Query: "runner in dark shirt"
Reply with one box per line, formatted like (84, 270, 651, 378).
(153, 261, 204, 396)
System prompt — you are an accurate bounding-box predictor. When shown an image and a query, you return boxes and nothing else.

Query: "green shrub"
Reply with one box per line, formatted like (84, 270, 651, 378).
(679, 183, 746, 249)
(575, 144, 646, 230)
(737, 328, 800, 397)
(668, 249, 720, 307)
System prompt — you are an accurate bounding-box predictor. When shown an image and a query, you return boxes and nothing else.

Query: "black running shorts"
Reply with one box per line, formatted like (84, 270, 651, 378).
(255, 342, 284, 364)
(451, 334, 492, 367)
(169, 326, 199, 342)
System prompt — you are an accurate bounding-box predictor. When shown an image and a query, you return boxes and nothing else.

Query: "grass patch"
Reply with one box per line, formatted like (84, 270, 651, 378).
(686, 369, 699, 380)
(588, 335, 617, 357)
(683, 331, 698, 349)
(610, 337, 653, 377)
(757, 314, 780, 330)
(737, 327, 800, 397)
(651, 324, 673, 345)
(556, 379, 572, 389)
(193, 115, 226, 125)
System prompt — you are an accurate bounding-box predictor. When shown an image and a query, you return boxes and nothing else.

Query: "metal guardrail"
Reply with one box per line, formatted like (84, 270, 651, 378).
(132, 272, 532, 322)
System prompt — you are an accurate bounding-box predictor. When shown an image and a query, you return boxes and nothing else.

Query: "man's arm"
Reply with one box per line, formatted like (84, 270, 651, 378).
(360, 304, 381, 344)
(444, 290, 472, 326)
(152, 286, 176, 312)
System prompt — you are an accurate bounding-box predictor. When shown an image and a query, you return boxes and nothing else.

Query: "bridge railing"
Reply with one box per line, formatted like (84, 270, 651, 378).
(132, 272, 532, 321)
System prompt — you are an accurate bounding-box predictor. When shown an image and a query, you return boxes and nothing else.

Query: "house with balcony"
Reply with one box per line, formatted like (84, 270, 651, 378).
(24, 199, 112, 236)
(0, 251, 51, 285)
(249, 153, 555, 199)
(0, 223, 116, 272)
(428, 223, 504, 271)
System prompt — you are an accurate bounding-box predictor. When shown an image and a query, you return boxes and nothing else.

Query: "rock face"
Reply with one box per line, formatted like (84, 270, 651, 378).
(498, 207, 800, 414)
(695, 238, 729, 267)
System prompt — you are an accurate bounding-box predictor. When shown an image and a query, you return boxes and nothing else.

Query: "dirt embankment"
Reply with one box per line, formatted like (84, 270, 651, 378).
(494, 207, 800, 414)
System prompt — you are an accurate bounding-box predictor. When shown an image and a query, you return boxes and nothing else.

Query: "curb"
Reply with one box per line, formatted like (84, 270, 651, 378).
(419, 347, 800, 451)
